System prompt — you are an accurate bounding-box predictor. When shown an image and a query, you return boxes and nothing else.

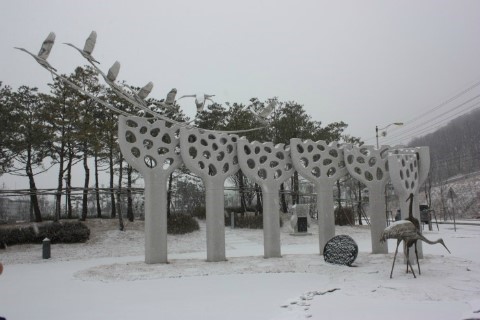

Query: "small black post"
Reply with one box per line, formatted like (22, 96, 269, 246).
(42, 238, 51, 259)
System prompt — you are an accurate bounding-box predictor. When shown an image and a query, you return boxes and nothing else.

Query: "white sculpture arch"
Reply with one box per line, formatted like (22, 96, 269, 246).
(118, 116, 183, 263)
(290, 139, 349, 254)
(344, 145, 391, 253)
(237, 139, 294, 258)
(179, 127, 240, 262)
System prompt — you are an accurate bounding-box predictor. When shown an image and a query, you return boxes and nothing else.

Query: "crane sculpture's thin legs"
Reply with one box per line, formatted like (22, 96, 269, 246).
(414, 241, 421, 275)
(390, 239, 402, 279)
(405, 246, 417, 278)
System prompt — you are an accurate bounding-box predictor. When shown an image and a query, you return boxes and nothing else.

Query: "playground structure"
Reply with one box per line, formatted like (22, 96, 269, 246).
(16, 31, 430, 264)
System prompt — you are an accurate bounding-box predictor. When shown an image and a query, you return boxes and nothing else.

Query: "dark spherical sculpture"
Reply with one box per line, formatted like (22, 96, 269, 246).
(323, 235, 358, 266)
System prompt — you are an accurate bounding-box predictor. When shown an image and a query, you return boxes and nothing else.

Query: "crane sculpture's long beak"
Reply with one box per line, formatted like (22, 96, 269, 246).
(442, 242, 451, 254)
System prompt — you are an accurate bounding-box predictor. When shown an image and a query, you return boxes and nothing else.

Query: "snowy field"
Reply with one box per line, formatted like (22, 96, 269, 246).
(1, 218, 479, 320)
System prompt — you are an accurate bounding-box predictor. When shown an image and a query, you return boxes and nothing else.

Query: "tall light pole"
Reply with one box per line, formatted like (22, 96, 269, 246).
(376, 122, 404, 148)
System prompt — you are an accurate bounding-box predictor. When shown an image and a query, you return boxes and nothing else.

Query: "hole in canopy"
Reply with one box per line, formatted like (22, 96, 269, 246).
(329, 149, 338, 158)
(126, 120, 138, 128)
(144, 155, 157, 168)
(313, 154, 321, 162)
(143, 139, 153, 150)
(376, 168, 383, 180)
(254, 146, 261, 154)
(217, 151, 225, 161)
(150, 128, 160, 137)
(201, 139, 208, 147)
(125, 131, 136, 143)
(307, 145, 314, 152)
(140, 126, 148, 134)
(259, 155, 267, 164)
(327, 167, 336, 177)
(247, 159, 256, 169)
(244, 145, 251, 155)
(296, 145, 304, 154)
(189, 147, 197, 159)
(208, 164, 217, 176)
(158, 147, 169, 155)
(323, 159, 332, 166)
(364, 171, 373, 181)
(270, 160, 279, 168)
(300, 158, 309, 168)
(162, 134, 171, 144)
(131, 147, 140, 158)
(274, 169, 282, 179)
(311, 167, 321, 178)
(258, 169, 267, 180)
(188, 134, 197, 143)
(264, 146, 272, 153)
(276, 152, 284, 160)
(163, 158, 174, 170)
(223, 163, 229, 173)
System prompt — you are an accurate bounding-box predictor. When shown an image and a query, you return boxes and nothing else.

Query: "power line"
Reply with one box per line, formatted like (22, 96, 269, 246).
(363, 78, 480, 143)
(384, 103, 480, 145)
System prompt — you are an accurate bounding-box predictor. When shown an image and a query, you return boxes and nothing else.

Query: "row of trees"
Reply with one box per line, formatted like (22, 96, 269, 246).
(0, 66, 359, 224)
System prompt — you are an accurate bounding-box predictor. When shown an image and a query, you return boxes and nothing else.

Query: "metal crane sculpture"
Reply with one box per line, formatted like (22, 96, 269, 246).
(63, 31, 100, 64)
(178, 93, 215, 112)
(380, 212, 450, 278)
(14, 32, 57, 71)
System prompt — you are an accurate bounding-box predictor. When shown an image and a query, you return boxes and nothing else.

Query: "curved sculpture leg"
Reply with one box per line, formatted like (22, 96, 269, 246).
(144, 176, 168, 264)
(205, 182, 226, 262)
(317, 184, 335, 255)
(369, 187, 388, 254)
(262, 186, 281, 258)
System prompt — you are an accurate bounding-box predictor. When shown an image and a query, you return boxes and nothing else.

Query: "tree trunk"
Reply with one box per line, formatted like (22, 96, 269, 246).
(55, 143, 65, 222)
(238, 170, 247, 215)
(94, 150, 102, 218)
(127, 165, 134, 221)
(66, 150, 73, 219)
(26, 153, 42, 222)
(109, 145, 116, 218)
(81, 145, 89, 221)
(167, 172, 173, 218)
(117, 155, 124, 231)
(357, 182, 363, 225)
(280, 183, 288, 213)
(255, 184, 263, 214)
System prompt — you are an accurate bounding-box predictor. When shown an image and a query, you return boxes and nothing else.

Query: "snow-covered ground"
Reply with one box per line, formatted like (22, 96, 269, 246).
(1, 218, 479, 320)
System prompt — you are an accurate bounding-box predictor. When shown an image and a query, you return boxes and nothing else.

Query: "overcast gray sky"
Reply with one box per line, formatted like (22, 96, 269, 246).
(1, 0, 480, 188)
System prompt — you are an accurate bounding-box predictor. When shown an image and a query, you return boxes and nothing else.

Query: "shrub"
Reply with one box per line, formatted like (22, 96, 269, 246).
(334, 207, 355, 226)
(0, 221, 90, 246)
(191, 206, 206, 220)
(225, 213, 283, 229)
(167, 214, 200, 234)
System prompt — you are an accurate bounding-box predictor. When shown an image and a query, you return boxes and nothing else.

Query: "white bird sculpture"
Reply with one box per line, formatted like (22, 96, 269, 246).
(256, 100, 276, 119)
(14, 32, 57, 71)
(380, 220, 450, 278)
(106, 61, 121, 83)
(64, 31, 100, 64)
(136, 82, 154, 100)
(165, 88, 177, 106)
(178, 93, 215, 112)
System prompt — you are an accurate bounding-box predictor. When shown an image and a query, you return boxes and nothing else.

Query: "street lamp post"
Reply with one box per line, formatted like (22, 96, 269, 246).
(376, 122, 404, 148)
